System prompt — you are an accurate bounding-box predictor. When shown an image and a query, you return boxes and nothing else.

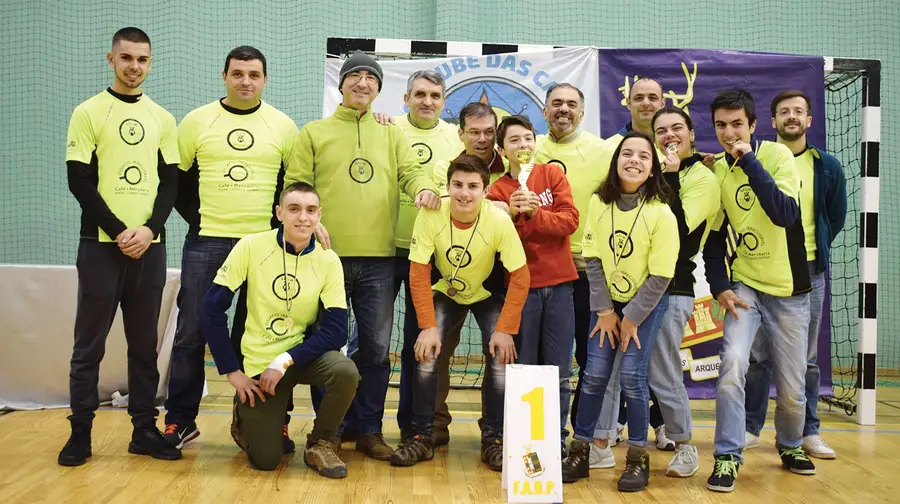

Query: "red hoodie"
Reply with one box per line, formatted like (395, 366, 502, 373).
(487, 163, 579, 288)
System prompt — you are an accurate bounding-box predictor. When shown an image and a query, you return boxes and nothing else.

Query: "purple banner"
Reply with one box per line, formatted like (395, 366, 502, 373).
(597, 49, 830, 399)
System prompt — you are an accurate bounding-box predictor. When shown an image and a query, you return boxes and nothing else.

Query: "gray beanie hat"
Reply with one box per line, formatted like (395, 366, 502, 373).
(338, 51, 384, 91)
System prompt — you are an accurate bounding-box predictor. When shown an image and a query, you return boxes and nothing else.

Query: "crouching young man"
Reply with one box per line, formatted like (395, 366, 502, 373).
(390, 154, 530, 470)
(201, 182, 360, 477)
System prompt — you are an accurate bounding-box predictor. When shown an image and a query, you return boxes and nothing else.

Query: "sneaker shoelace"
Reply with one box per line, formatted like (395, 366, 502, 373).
(283, 425, 290, 437)
(806, 435, 828, 449)
(714, 458, 738, 478)
(624, 455, 646, 476)
(673, 446, 694, 465)
(314, 440, 343, 465)
(783, 446, 811, 462)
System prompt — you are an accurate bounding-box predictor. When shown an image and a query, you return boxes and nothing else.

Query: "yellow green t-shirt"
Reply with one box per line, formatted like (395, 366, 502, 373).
(534, 131, 612, 255)
(394, 115, 463, 250)
(65, 90, 179, 242)
(582, 194, 679, 302)
(177, 100, 299, 238)
(212, 229, 347, 378)
(408, 200, 526, 305)
(796, 148, 817, 260)
(711, 140, 809, 296)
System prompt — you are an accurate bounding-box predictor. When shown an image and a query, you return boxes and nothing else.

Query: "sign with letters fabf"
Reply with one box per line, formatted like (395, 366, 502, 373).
(501, 365, 563, 503)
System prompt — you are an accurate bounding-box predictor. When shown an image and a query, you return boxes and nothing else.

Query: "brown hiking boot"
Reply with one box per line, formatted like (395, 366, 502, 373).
(304, 439, 348, 479)
(562, 439, 590, 483)
(389, 435, 434, 467)
(481, 438, 503, 471)
(356, 433, 395, 460)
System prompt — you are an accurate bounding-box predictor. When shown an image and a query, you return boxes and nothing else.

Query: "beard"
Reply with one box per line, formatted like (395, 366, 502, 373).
(777, 122, 807, 142)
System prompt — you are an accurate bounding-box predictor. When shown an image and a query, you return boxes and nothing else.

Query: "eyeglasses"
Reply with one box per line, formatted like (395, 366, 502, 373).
(345, 73, 378, 86)
(464, 129, 495, 139)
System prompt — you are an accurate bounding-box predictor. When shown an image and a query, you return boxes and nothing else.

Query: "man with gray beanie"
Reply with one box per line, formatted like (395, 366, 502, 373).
(286, 51, 440, 461)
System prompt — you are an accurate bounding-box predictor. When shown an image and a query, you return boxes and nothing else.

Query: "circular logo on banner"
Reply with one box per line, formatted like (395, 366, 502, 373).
(735, 184, 756, 211)
(442, 76, 547, 133)
(349, 158, 374, 183)
(272, 274, 300, 301)
(547, 159, 568, 174)
(224, 164, 250, 182)
(119, 119, 145, 145)
(608, 230, 634, 259)
(446, 245, 472, 269)
(119, 165, 143, 185)
(227, 128, 254, 151)
(412, 142, 433, 165)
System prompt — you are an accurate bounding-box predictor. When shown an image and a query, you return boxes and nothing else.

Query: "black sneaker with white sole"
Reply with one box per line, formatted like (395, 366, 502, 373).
(707, 455, 740, 492)
(779, 446, 817, 475)
(164, 422, 200, 449)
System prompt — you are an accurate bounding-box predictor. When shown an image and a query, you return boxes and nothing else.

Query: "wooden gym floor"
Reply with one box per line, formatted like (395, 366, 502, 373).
(1, 370, 899, 504)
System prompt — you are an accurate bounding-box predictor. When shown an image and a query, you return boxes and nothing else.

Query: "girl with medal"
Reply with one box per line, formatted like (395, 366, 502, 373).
(561, 131, 679, 492)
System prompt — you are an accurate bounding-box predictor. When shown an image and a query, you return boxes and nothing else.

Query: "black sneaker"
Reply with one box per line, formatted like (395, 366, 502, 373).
(561, 439, 590, 483)
(129, 428, 182, 460)
(707, 455, 740, 492)
(164, 422, 200, 449)
(58, 426, 91, 466)
(779, 446, 816, 475)
(481, 438, 504, 472)
(283, 424, 296, 454)
(617, 446, 650, 492)
(389, 435, 434, 467)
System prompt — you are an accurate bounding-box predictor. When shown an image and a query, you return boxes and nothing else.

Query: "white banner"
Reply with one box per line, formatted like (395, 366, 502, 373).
(323, 46, 600, 135)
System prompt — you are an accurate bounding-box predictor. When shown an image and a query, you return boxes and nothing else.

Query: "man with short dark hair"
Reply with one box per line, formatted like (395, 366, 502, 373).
(286, 51, 440, 461)
(743, 90, 847, 459)
(389, 154, 529, 470)
(202, 182, 359, 477)
(433, 102, 507, 190)
(488, 114, 579, 451)
(164, 45, 302, 451)
(60, 26, 180, 466)
(703, 88, 815, 492)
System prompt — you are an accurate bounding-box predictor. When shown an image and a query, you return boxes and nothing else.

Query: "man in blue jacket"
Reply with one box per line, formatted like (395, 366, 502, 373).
(743, 90, 847, 459)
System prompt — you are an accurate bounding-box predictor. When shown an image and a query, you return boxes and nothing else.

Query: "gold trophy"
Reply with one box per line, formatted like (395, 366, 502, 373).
(516, 149, 535, 191)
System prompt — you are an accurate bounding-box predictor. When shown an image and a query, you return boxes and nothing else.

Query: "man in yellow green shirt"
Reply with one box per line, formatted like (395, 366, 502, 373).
(744, 90, 847, 459)
(165, 46, 301, 452)
(60, 27, 181, 466)
(285, 51, 440, 460)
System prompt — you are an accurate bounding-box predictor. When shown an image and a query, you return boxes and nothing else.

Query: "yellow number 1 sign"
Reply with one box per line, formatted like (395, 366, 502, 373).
(501, 366, 563, 503)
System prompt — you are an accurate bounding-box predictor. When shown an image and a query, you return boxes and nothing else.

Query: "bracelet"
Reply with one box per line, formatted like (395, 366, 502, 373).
(598, 308, 615, 316)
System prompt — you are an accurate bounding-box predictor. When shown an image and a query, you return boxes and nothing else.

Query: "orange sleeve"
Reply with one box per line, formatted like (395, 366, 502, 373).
(409, 261, 437, 329)
(495, 265, 530, 334)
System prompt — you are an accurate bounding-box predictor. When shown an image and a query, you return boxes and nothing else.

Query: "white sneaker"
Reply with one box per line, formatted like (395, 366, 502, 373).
(655, 425, 675, 451)
(610, 423, 625, 447)
(744, 431, 760, 450)
(589, 443, 615, 469)
(666, 444, 699, 477)
(802, 435, 836, 459)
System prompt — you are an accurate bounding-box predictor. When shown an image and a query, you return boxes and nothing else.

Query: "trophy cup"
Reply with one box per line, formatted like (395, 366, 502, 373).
(516, 149, 535, 191)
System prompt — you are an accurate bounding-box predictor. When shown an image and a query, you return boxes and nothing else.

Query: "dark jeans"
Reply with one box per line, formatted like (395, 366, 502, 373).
(234, 351, 359, 471)
(573, 295, 669, 447)
(412, 292, 505, 441)
(339, 257, 396, 435)
(165, 235, 248, 425)
(68, 241, 166, 430)
(516, 283, 575, 442)
(569, 271, 591, 428)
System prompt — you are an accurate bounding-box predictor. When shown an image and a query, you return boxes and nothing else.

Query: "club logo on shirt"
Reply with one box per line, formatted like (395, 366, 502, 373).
(349, 158, 374, 183)
(735, 184, 756, 211)
(272, 274, 301, 300)
(119, 119, 145, 145)
(412, 142, 433, 165)
(115, 161, 149, 196)
(738, 226, 768, 259)
(410, 236, 418, 250)
(583, 230, 594, 248)
(264, 314, 294, 339)
(608, 231, 634, 259)
(610, 271, 634, 295)
(227, 128, 255, 151)
(224, 163, 251, 182)
(119, 164, 143, 185)
(446, 245, 472, 268)
(547, 159, 568, 174)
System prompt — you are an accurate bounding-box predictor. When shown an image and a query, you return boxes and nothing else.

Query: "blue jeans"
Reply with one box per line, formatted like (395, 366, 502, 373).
(573, 295, 669, 447)
(340, 257, 395, 435)
(412, 292, 505, 441)
(714, 282, 810, 460)
(647, 295, 695, 442)
(745, 262, 825, 437)
(165, 235, 247, 425)
(515, 283, 575, 442)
